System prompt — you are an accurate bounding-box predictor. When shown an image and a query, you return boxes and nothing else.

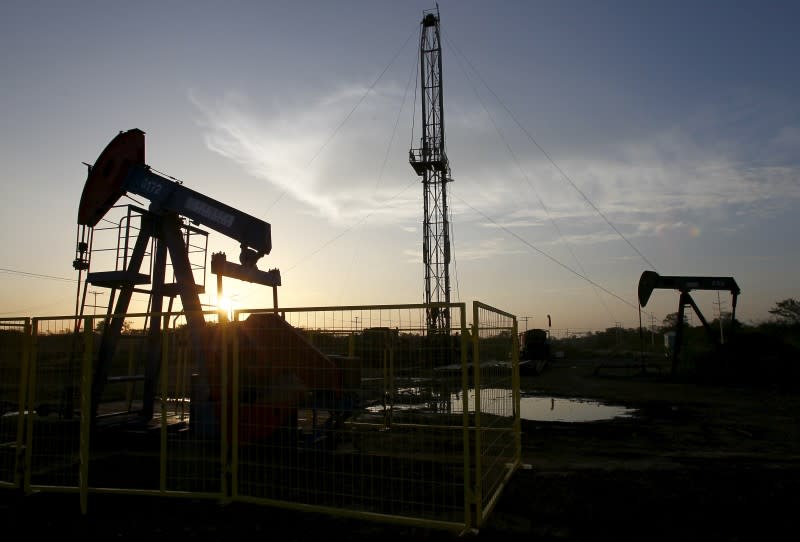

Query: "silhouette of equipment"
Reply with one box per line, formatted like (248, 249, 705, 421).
(638, 270, 740, 375)
(519, 328, 551, 375)
(73, 129, 345, 441)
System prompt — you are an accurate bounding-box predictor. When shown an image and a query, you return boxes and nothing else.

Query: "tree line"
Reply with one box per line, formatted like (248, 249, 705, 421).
(547, 298, 800, 388)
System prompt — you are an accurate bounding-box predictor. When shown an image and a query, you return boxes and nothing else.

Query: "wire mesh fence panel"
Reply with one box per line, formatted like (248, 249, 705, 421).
(163, 313, 224, 496)
(231, 305, 471, 527)
(27, 317, 83, 490)
(6, 303, 521, 530)
(0, 318, 29, 487)
(472, 302, 520, 524)
(23, 312, 226, 495)
(78, 311, 225, 495)
(81, 314, 159, 491)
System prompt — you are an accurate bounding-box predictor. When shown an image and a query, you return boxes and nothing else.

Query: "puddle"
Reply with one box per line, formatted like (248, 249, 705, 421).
(363, 386, 635, 423)
(520, 394, 635, 422)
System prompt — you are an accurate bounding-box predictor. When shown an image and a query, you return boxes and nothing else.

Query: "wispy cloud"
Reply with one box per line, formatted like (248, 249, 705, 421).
(190, 85, 417, 224)
(451, 133, 800, 242)
(435, 85, 800, 247)
(401, 235, 525, 264)
(190, 90, 339, 218)
(191, 85, 800, 251)
(451, 237, 528, 261)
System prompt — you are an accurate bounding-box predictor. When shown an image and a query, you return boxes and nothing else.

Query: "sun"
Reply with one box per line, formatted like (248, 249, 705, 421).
(217, 294, 234, 316)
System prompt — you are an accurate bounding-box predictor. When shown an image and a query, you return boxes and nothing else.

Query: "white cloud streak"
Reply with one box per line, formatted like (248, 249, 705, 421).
(190, 86, 800, 252)
(190, 85, 418, 225)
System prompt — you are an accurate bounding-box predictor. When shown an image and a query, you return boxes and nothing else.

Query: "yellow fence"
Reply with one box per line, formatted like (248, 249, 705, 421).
(0, 318, 29, 489)
(471, 302, 521, 525)
(0, 303, 519, 531)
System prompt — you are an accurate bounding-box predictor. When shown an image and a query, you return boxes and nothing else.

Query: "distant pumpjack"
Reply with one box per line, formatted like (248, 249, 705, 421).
(638, 270, 740, 375)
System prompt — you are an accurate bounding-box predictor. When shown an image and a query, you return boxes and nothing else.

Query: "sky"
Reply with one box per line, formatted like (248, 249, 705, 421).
(1, 0, 799, 333)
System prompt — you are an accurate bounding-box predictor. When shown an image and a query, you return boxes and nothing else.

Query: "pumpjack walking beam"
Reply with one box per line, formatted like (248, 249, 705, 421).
(638, 270, 740, 375)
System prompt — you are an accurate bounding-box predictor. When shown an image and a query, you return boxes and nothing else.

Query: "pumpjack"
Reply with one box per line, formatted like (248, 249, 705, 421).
(638, 270, 740, 375)
(72, 129, 346, 439)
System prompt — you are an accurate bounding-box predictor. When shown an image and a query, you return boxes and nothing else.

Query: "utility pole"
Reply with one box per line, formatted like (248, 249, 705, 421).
(520, 316, 531, 332)
(650, 313, 656, 348)
(713, 291, 727, 344)
(409, 7, 452, 334)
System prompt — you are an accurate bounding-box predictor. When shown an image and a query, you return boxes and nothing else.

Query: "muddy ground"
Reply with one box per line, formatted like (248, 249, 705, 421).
(3, 358, 799, 540)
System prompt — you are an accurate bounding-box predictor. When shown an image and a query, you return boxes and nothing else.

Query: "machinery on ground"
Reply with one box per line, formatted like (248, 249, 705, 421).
(72, 128, 349, 440)
(638, 270, 740, 375)
(519, 328, 551, 375)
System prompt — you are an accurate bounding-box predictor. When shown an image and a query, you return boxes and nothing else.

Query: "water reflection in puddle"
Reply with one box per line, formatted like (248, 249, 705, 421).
(363, 386, 635, 423)
(520, 394, 635, 422)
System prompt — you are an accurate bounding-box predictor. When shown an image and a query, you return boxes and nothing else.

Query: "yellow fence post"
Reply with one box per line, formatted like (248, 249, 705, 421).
(9, 319, 32, 489)
(160, 317, 168, 493)
(125, 344, 135, 411)
(511, 317, 521, 465)
(221, 318, 229, 501)
(459, 306, 473, 530)
(348, 332, 355, 357)
(471, 303, 483, 526)
(231, 311, 240, 499)
(23, 320, 39, 495)
(79, 316, 93, 514)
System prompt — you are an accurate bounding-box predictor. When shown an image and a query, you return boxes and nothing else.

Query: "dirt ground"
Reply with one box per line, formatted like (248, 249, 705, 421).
(3, 358, 799, 540)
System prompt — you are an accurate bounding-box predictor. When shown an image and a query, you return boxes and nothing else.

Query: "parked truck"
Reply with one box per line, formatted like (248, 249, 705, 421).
(519, 328, 551, 375)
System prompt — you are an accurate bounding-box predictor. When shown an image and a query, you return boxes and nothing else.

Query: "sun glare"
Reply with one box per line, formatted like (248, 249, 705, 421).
(217, 294, 233, 315)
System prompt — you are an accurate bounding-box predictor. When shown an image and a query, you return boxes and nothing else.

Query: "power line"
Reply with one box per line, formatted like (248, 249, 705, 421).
(0, 267, 77, 283)
(454, 194, 653, 317)
(443, 31, 658, 273)
(338, 52, 419, 303)
(286, 178, 419, 271)
(310, 29, 416, 168)
(268, 28, 416, 212)
(0, 300, 68, 315)
(88, 290, 105, 315)
(448, 198, 461, 303)
(444, 32, 617, 323)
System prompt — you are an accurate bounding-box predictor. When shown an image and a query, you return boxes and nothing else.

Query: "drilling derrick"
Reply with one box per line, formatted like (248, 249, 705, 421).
(409, 8, 452, 333)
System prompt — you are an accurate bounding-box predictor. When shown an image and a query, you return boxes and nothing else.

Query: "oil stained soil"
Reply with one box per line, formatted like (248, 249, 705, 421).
(2, 359, 799, 541)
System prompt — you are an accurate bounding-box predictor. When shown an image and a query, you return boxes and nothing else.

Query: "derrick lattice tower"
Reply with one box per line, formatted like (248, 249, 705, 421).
(409, 8, 452, 333)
